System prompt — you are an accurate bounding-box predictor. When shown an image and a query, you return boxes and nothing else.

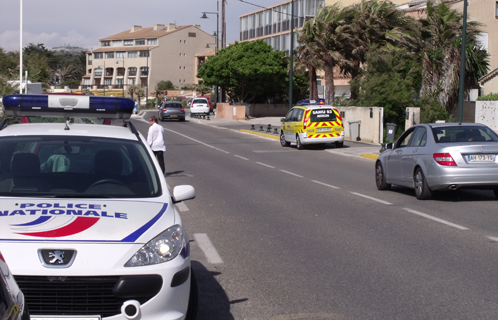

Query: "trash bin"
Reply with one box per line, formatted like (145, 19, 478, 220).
(348, 120, 361, 141)
(386, 123, 397, 142)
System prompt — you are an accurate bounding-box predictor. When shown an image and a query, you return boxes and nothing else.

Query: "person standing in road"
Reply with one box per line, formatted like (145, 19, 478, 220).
(147, 115, 166, 175)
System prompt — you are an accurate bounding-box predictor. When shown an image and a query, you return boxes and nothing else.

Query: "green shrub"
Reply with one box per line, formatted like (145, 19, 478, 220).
(477, 92, 498, 101)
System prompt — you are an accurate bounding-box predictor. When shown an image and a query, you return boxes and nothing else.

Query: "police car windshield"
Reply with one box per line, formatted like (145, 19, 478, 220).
(0, 136, 161, 198)
(310, 109, 337, 122)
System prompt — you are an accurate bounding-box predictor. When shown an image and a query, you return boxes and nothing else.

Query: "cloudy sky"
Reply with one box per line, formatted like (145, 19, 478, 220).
(0, 0, 278, 52)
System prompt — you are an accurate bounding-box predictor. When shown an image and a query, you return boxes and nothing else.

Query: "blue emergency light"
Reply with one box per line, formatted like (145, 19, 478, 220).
(2, 94, 135, 119)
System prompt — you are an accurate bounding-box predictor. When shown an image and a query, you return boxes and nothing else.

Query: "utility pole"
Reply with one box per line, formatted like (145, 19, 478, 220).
(222, 0, 226, 49)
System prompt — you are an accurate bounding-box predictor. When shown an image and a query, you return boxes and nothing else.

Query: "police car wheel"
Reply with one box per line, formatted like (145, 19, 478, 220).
(296, 135, 304, 150)
(280, 132, 290, 147)
(335, 141, 344, 148)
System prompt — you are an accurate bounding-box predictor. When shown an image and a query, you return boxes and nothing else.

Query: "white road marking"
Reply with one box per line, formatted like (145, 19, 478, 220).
(234, 155, 249, 160)
(193, 233, 224, 264)
(280, 170, 303, 178)
(350, 192, 393, 205)
(403, 208, 468, 230)
(256, 162, 275, 168)
(311, 180, 340, 189)
(175, 201, 189, 212)
(164, 128, 229, 154)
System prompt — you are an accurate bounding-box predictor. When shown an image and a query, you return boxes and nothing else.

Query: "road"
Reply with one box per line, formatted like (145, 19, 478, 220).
(134, 113, 498, 320)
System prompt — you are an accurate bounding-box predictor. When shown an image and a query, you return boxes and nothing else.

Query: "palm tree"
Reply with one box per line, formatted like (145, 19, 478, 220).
(342, 0, 418, 99)
(296, 27, 323, 100)
(420, 1, 488, 114)
(302, 4, 352, 104)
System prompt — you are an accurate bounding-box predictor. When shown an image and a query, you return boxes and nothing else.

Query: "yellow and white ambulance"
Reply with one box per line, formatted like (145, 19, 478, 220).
(280, 104, 345, 150)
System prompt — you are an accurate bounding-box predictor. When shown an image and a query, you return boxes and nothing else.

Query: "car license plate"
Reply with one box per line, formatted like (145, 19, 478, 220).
(171, 115, 177, 117)
(317, 128, 331, 132)
(468, 154, 495, 162)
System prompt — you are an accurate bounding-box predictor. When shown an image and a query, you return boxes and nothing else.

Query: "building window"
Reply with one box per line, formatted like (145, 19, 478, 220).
(135, 39, 145, 45)
(147, 39, 157, 45)
(128, 52, 138, 58)
(112, 40, 122, 47)
(128, 67, 137, 76)
(104, 78, 112, 85)
(496, 2, 498, 18)
(128, 78, 135, 85)
(94, 68, 102, 76)
(188, 32, 196, 37)
(94, 52, 103, 59)
(105, 52, 114, 59)
(116, 52, 126, 58)
(139, 50, 149, 57)
(140, 67, 149, 76)
(101, 41, 110, 47)
(124, 40, 133, 46)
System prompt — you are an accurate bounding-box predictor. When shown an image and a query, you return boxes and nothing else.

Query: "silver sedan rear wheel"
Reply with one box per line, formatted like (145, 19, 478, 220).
(414, 168, 432, 200)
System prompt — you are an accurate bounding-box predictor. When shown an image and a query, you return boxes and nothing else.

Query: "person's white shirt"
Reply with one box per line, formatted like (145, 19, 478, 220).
(147, 122, 166, 151)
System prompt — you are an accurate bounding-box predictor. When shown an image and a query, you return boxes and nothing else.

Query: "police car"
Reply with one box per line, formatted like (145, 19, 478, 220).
(0, 94, 197, 320)
(0, 251, 28, 320)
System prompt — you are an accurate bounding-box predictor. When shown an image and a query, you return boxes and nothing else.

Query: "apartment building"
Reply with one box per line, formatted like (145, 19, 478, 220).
(81, 23, 218, 95)
(239, 0, 408, 99)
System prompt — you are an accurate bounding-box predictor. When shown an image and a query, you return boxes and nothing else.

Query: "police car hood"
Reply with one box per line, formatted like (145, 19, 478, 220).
(0, 199, 173, 243)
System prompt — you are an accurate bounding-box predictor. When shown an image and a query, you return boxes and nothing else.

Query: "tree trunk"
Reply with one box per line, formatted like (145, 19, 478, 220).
(323, 57, 336, 105)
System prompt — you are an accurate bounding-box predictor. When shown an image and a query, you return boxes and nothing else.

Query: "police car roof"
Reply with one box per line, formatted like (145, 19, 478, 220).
(0, 122, 138, 141)
(2, 94, 135, 119)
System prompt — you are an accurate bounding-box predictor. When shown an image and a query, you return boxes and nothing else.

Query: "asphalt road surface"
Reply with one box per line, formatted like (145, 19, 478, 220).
(133, 113, 498, 320)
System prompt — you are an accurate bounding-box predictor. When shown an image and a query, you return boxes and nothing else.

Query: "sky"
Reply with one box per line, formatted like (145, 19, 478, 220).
(0, 0, 278, 52)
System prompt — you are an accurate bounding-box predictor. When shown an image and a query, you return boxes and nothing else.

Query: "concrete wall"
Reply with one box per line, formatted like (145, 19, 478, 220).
(476, 101, 498, 131)
(247, 104, 288, 117)
(334, 106, 384, 144)
(216, 103, 246, 120)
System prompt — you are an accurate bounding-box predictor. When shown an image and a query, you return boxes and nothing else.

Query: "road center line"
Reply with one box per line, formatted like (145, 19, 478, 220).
(279, 170, 303, 178)
(311, 180, 340, 189)
(174, 201, 189, 212)
(234, 155, 249, 160)
(164, 127, 229, 154)
(350, 192, 393, 205)
(403, 208, 468, 230)
(193, 233, 224, 264)
(256, 162, 275, 168)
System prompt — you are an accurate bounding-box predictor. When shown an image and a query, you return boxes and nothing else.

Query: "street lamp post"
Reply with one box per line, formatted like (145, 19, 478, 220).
(19, 0, 23, 94)
(146, 49, 149, 108)
(289, 0, 294, 109)
(201, 1, 220, 103)
(457, 0, 468, 123)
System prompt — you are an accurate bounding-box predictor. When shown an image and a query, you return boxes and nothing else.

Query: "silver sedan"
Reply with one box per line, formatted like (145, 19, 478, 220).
(375, 123, 498, 200)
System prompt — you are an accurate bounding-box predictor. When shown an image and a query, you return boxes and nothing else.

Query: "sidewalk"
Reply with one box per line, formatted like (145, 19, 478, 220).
(188, 113, 381, 160)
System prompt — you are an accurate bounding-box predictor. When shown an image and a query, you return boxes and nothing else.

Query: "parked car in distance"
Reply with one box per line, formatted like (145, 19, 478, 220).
(375, 122, 498, 200)
(280, 104, 345, 150)
(190, 98, 210, 116)
(0, 251, 28, 320)
(159, 101, 186, 121)
(198, 96, 214, 113)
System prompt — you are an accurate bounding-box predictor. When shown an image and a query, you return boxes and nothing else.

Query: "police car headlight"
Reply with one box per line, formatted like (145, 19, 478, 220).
(125, 225, 185, 267)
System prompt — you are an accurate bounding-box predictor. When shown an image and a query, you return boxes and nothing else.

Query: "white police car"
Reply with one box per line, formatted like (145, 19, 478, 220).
(0, 94, 197, 320)
(0, 251, 28, 320)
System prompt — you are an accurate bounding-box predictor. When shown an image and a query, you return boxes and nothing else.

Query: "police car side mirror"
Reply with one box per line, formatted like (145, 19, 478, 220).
(281, 118, 285, 122)
(172, 185, 196, 203)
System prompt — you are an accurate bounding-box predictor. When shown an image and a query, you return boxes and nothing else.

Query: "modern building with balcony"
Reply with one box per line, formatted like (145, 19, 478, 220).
(81, 23, 218, 96)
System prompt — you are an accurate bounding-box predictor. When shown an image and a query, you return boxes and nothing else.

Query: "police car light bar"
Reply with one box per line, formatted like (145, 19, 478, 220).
(2, 94, 135, 119)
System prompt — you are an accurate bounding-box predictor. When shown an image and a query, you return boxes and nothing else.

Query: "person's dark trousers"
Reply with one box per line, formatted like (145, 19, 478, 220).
(153, 150, 165, 174)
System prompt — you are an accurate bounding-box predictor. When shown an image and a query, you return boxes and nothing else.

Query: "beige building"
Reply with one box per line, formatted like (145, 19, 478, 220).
(81, 23, 218, 96)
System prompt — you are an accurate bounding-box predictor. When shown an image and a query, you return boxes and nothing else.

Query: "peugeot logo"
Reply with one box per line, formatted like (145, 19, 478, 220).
(39, 249, 77, 268)
(49, 250, 65, 264)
